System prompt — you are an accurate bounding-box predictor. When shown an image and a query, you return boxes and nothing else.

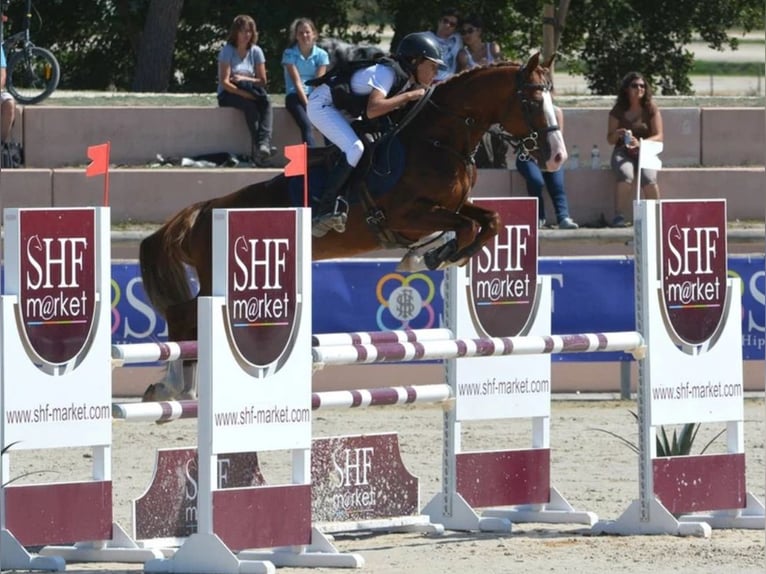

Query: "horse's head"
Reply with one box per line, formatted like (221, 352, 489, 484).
(502, 53, 567, 172)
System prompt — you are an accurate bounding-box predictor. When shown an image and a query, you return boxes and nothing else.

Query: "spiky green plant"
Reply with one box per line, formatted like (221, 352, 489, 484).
(592, 411, 725, 457)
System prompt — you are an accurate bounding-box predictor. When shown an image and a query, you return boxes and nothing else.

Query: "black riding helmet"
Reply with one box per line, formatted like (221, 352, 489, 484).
(395, 32, 445, 75)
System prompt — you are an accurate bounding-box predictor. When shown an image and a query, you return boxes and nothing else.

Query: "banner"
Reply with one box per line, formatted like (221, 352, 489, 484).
(109, 256, 765, 362)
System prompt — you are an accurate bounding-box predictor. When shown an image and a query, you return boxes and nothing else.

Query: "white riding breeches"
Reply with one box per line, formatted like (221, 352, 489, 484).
(307, 84, 365, 167)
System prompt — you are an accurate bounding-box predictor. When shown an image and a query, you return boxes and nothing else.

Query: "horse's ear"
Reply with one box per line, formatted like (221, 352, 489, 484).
(543, 53, 556, 69)
(526, 52, 541, 71)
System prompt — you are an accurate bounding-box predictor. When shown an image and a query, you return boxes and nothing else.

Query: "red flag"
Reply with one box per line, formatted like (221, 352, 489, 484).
(284, 144, 307, 177)
(86, 143, 110, 177)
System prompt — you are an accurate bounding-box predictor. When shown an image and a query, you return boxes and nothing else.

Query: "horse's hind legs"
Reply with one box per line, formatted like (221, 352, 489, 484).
(142, 359, 198, 402)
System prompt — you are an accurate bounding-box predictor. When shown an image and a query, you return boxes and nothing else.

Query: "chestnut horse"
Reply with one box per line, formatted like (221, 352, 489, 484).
(140, 52, 566, 400)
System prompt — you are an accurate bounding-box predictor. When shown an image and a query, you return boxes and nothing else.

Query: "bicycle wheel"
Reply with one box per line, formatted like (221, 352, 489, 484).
(7, 46, 60, 105)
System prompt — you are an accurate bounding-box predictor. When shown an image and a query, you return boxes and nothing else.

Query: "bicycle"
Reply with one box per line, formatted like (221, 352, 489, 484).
(1, 0, 59, 104)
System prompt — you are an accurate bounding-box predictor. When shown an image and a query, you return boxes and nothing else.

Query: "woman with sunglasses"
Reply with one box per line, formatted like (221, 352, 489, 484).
(423, 7, 462, 82)
(606, 71, 664, 227)
(456, 15, 500, 71)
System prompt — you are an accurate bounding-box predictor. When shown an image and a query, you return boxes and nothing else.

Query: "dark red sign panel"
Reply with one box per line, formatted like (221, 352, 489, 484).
(311, 434, 419, 522)
(660, 201, 727, 346)
(18, 209, 96, 364)
(468, 199, 538, 337)
(134, 449, 264, 541)
(226, 210, 299, 368)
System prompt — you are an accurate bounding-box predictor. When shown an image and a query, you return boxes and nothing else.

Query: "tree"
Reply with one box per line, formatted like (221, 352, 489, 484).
(574, 0, 763, 94)
(11, 0, 765, 96)
(131, 0, 184, 92)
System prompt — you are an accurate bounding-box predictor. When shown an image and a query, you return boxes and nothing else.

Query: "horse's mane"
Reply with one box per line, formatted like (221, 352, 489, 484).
(431, 61, 525, 98)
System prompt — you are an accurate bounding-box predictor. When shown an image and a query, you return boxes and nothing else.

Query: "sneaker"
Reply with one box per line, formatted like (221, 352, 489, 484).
(312, 213, 347, 237)
(257, 144, 272, 161)
(610, 215, 631, 228)
(558, 217, 579, 230)
(538, 219, 547, 229)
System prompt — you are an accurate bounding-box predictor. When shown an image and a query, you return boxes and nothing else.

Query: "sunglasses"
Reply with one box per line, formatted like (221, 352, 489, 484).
(461, 27, 476, 34)
(440, 17, 457, 27)
(630, 82, 646, 89)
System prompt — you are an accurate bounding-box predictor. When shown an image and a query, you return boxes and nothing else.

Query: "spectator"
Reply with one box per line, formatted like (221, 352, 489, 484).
(1, 45, 16, 144)
(217, 15, 273, 165)
(424, 6, 462, 82)
(282, 18, 329, 147)
(456, 14, 506, 168)
(456, 14, 500, 71)
(606, 71, 663, 227)
(516, 106, 578, 229)
(307, 33, 443, 238)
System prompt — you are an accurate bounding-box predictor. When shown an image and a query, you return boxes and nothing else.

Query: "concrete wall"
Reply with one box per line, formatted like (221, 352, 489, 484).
(1, 105, 763, 225)
(16, 105, 766, 169)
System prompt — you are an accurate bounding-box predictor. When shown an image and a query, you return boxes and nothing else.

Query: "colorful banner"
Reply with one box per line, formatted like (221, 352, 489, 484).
(109, 256, 765, 361)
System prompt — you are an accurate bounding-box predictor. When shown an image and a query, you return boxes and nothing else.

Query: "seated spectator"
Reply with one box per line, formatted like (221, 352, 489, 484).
(457, 14, 506, 168)
(424, 6, 463, 83)
(516, 106, 578, 229)
(282, 18, 329, 147)
(1, 45, 16, 144)
(217, 15, 273, 164)
(606, 71, 663, 227)
(456, 14, 500, 71)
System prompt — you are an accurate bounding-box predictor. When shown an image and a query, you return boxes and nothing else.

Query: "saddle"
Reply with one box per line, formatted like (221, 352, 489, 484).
(291, 119, 404, 238)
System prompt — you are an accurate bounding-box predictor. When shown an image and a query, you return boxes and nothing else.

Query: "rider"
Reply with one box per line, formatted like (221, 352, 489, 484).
(306, 32, 444, 238)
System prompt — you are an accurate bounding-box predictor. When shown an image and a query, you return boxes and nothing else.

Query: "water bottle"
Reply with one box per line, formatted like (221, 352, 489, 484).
(569, 145, 579, 170)
(590, 145, 600, 169)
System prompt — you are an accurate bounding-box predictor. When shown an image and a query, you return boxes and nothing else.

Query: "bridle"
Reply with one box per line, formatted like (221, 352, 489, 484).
(412, 63, 560, 165)
(508, 66, 559, 162)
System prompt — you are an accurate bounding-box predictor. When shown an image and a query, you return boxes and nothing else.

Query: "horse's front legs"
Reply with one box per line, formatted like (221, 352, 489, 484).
(391, 203, 482, 271)
(448, 202, 501, 266)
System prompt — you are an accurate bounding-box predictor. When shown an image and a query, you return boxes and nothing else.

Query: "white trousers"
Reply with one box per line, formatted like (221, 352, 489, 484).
(307, 84, 364, 167)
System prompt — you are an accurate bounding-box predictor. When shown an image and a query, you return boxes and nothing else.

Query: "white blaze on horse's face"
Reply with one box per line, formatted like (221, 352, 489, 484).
(542, 90, 567, 171)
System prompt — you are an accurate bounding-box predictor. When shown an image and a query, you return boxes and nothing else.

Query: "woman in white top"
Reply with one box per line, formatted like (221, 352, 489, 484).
(456, 15, 501, 71)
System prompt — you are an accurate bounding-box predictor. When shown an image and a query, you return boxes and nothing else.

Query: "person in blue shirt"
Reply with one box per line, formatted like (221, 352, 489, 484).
(0, 46, 16, 143)
(281, 18, 329, 147)
(516, 106, 578, 230)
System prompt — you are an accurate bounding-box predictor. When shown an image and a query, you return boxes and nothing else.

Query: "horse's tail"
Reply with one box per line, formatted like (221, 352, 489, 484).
(139, 205, 199, 318)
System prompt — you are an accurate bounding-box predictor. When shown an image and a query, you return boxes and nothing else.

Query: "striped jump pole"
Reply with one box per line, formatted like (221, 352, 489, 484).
(111, 340, 198, 367)
(113, 384, 453, 424)
(312, 331, 645, 368)
(312, 328, 453, 347)
(111, 329, 455, 366)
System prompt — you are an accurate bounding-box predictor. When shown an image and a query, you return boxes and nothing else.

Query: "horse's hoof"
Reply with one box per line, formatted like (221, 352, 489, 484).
(142, 382, 182, 402)
(423, 238, 458, 270)
(397, 252, 426, 272)
(142, 384, 157, 403)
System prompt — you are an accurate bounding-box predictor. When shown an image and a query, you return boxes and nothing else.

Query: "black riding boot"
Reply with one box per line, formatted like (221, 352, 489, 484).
(312, 160, 353, 237)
